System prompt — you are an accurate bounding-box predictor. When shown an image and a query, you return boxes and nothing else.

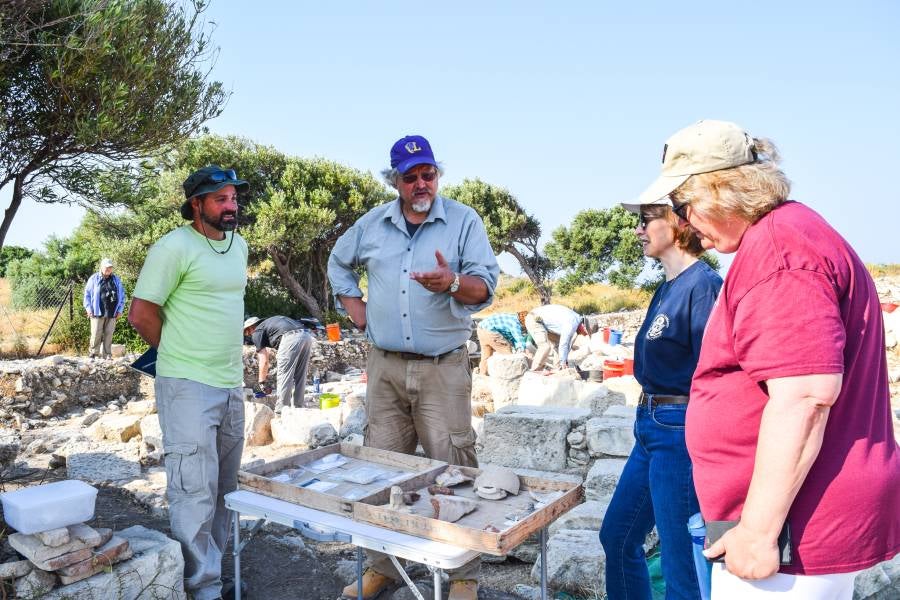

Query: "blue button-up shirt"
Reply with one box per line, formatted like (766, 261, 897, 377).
(328, 195, 499, 356)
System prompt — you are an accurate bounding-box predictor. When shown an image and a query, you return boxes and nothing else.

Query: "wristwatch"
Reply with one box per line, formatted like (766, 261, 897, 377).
(448, 272, 460, 293)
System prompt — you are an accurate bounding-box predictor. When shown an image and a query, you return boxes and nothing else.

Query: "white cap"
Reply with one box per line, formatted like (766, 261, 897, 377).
(100, 258, 114, 269)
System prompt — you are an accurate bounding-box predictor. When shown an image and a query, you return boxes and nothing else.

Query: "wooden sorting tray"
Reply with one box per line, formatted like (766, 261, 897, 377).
(238, 444, 583, 555)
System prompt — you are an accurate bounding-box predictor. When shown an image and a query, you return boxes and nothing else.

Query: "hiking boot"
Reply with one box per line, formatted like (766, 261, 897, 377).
(341, 569, 392, 599)
(448, 579, 478, 600)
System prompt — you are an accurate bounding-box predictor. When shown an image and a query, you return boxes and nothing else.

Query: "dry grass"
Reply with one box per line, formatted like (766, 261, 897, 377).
(0, 278, 64, 357)
(477, 275, 650, 317)
(867, 264, 900, 278)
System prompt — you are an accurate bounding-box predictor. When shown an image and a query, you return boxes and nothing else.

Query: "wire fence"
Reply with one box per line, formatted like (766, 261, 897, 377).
(0, 276, 75, 358)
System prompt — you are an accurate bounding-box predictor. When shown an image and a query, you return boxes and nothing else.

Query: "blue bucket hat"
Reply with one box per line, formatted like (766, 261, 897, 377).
(390, 135, 438, 174)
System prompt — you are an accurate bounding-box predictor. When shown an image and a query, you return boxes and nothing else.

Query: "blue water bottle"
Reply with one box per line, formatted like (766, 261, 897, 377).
(688, 512, 712, 600)
(313, 370, 321, 394)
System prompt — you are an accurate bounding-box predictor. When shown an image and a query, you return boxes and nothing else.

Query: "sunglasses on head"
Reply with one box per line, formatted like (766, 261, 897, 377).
(401, 170, 437, 184)
(207, 169, 237, 183)
(671, 199, 690, 221)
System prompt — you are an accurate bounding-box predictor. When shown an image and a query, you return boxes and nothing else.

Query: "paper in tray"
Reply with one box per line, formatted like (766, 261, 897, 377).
(334, 465, 388, 485)
(306, 454, 349, 473)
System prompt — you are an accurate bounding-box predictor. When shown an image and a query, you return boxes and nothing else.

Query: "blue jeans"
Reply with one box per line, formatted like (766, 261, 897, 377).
(599, 402, 701, 600)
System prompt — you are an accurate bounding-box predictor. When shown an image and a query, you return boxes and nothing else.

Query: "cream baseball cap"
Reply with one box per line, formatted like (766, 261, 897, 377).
(622, 120, 756, 213)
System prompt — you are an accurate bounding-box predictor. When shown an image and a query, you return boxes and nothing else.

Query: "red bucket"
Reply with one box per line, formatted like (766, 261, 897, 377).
(623, 358, 634, 376)
(603, 360, 625, 380)
(882, 302, 898, 314)
(602, 327, 611, 343)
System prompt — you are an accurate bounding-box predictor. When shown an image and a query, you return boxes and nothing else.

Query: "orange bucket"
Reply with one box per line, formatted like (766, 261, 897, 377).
(325, 323, 341, 342)
(603, 359, 625, 380)
(882, 302, 898, 314)
(623, 358, 634, 376)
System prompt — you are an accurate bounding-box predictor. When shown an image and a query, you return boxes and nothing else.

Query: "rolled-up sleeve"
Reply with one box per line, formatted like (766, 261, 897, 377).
(327, 223, 365, 313)
(449, 215, 499, 318)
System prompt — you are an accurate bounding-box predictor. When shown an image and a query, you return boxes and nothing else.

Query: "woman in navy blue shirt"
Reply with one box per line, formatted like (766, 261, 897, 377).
(599, 200, 722, 599)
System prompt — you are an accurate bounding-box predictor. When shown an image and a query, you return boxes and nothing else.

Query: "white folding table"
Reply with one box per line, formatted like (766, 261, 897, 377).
(225, 489, 551, 600)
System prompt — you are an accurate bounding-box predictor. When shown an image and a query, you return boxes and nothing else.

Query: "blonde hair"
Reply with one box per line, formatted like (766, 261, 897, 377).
(641, 205, 705, 256)
(670, 137, 791, 224)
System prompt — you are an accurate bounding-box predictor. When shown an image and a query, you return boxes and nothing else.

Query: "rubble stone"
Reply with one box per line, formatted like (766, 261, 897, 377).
(586, 414, 636, 458)
(853, 553, 900, 599)
(0, 429, 21, 470)
(9, 524, 105, 566)
(88, 413, 142, 443)
(549, 500, 609, 536)
(480, 406, 589, 472)
(57, 535, 133, 585)
(530, 528, 605, 595)
(14, 566, 56, 597)
(271, 407, 327, 447)
(0, 558, 31, 579)
(516, 372, 618, 415)
(42, 525, 186, 600)
(35, 526, 70, 548)
(339, 406, 366, 438)
(583, 458, 627, 503)
(244, 402, 274, 446)
(310, 422, 339, 447)
(124, 399, 156, 416)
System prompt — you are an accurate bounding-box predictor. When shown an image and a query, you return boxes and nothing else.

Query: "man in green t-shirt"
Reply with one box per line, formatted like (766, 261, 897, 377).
(129, 165, 249, 600)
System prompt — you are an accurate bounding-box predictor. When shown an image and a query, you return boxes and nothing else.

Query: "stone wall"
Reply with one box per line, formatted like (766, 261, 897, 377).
(0, 357, 143, 429)
(242, 337, 369, 389)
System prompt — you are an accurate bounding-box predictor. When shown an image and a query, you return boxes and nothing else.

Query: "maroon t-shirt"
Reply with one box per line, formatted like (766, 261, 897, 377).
(687, 201, 900, 575)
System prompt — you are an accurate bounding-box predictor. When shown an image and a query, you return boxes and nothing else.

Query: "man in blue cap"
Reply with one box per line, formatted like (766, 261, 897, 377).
(129, 165, 249, 600)
(329, 136, 499, 600)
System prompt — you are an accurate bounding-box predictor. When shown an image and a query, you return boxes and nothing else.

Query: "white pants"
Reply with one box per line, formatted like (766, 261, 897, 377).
(712, 563, 858, 599)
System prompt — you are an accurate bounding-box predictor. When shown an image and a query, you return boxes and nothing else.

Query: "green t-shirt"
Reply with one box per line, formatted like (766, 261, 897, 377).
(133, 225, 248, 388)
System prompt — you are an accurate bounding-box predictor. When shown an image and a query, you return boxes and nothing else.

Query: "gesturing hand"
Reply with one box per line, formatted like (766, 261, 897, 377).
(410, 250, 454, 293)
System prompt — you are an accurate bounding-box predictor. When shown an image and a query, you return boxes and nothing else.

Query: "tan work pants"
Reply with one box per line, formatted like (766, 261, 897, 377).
(89, 316, 116, 358)
(365, 346, 480, 582)
(475, 328, 513, 376)
(525, 313, 560, 370)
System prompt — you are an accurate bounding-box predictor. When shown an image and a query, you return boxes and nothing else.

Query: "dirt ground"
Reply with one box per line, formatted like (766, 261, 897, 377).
(1, 469, 535, 600)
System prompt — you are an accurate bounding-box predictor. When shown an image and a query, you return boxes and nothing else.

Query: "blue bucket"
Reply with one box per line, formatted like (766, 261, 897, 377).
(609, 329, 623, 346)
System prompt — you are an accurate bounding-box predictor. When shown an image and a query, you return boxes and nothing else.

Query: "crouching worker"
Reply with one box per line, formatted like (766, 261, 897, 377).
(475, 311, 529, 375)
(129, 165, 249, 600)
(243, 315, 314, 411)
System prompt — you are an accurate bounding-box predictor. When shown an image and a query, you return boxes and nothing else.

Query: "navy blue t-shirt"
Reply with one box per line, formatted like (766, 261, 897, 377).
(634, 260, 723, 396)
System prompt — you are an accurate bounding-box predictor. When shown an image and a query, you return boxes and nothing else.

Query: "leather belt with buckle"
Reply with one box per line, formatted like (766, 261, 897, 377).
(381, 346, 463, 362)
(640, 392, 689, 406)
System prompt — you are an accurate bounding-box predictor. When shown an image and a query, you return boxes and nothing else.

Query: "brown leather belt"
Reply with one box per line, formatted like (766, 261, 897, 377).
(380, 346, 463, 362)
(640, 392, 689, 407)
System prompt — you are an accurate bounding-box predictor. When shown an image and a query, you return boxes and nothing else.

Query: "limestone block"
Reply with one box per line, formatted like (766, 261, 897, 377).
(343, 433, 364, 445)
(14, 566, 56, 597)
(583, 458, 627, 503)
(111, 343, 127, 358)
(471, 373, 493, 406)
(0, 430, 20, 469)
(530, 529, 605, 595)
(853, 553, 900, 599)
(488, 376, 521, 411)
(507, 533, 540, 563)
(244, 402, 274, 446)
(125, 398, 156, 416)
(0, 558, 31, 578)
(81, 412, 101, 427)
(140, 413, 163, 449)
(271, 407, 332, 447)
(567, 431, 586, 449)
(88, 413, 142, 443)
(35, 526, 70, 548)
(57, 536, 133, 585)
(516, 372, 614, 415)
(602, 375, 642, 407)
(66, 440, 141, 482)
(549, 500, 609, 536)
(486, 353, 529, 380)
(479, 406, 589, 472)
(339, 406, 366, 438)
(42, 525, 186, 600)
(9, 524, 105, 566)
(310, 422, 338, 447)
(586, 415, 636, 458)
(603, 405, 635, 419)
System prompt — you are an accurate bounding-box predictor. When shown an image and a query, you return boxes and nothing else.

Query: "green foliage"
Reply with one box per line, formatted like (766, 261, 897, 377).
(0, 246, 32, 277)
(0, 0, 226, 249)
(245, 272, 309, 321)
(5, 236, 94, 309)
(50, 312, 90, 354)
(442, 178, 552, 303)
(545, 207, 643, 293)
(496, 277, 535, 299)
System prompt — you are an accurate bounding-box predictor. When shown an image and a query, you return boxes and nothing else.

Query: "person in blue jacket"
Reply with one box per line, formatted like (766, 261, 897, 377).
(599, 199, 722, 600)
(83, 258, 126, 358)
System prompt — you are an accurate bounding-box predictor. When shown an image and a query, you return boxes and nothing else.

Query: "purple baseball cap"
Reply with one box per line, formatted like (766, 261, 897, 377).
(390, 135, 437, 174)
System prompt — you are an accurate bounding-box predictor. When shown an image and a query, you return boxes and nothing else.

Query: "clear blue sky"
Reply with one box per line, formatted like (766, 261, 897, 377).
(7, 0, 899, 271)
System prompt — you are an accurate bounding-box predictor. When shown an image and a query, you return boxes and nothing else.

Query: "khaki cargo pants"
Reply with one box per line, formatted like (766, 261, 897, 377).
(365, 346, 480, 582)
(475, 328, 513, 376)
(525, 313, 560, 370)
(156, 376, 245, 600)
(89, 316, 116, 358)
